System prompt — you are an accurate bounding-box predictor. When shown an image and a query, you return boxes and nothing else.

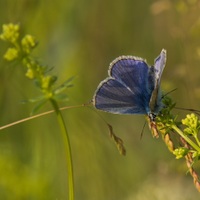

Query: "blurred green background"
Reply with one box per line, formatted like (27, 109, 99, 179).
(0, 0, 200, 199)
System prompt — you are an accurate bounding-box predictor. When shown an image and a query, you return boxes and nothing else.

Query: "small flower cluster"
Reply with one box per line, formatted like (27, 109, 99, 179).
(182, 113, 200, 137)
(0, 23, 55, 94)
(173, 113, 200, 160)
(173, 147, 189, 159)
(0, 23, 73, 113)
(0, 23, 37, 61)
(0, 23, 19, 43)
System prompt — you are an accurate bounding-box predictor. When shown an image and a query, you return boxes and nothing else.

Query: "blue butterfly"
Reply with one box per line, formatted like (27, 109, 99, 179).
(93, 49, 166, 137)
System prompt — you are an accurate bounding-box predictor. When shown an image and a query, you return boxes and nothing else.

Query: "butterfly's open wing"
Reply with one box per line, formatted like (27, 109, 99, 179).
(93, 57, 152, 114)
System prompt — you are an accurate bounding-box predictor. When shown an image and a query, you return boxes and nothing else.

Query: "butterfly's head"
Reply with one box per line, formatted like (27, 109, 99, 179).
(147, 112, 159, 138)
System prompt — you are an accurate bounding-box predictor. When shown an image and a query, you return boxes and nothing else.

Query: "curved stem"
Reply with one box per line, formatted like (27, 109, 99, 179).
(50, 99, 74, 200)
(171, 124, 200, 152)
(0, 104, 84, 131)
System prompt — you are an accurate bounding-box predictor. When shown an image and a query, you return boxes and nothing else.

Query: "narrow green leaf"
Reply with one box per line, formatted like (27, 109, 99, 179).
(54, 93, 69, 102)
(54, 76, 75, 95)
(31, 99, 48, 115)
(21, 95, 45, 104)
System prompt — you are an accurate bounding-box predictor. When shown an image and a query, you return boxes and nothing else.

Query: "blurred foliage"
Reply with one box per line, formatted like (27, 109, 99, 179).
(0, 0, 200, 199)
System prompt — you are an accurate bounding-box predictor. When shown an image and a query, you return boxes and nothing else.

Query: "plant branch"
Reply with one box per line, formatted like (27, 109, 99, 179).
(50, 99, 74, 200)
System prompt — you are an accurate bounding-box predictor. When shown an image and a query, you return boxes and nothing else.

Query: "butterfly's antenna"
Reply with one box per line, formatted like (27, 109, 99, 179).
(0, 104, 87, 131)
(174, 107, 200, 116)
(161, 88, 200, 116)
(162, 88, 177, 99)
(140, 121, 147, 140)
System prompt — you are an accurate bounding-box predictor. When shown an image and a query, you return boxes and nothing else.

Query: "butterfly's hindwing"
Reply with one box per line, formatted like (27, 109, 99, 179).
(94, 77, 148, 114)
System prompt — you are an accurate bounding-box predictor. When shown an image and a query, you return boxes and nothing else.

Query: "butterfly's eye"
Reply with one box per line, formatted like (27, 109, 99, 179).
(148, 113, 157, 122)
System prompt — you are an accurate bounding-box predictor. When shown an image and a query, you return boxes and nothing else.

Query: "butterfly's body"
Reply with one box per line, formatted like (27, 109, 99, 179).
(93, 49, 166, 137)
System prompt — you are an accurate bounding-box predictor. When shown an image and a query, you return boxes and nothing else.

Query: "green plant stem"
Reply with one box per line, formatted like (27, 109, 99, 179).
(50, 99, 74, 200)
(172, 124, 200, 152)
(194, 135, 200, 147)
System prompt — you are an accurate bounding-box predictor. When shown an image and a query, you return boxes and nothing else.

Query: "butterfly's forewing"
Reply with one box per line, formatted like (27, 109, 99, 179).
(93, 57, 153, 114)
(109, 56, 149, 93)
(149, 49, 166, 113)
(154, 49, 167, 85)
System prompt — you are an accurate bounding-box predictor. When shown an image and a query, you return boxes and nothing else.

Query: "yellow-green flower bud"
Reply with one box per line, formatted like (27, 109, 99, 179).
(173, 147, 188, 159)
(0, 23, 19, 43)
(21, 34, 36, 54)
(4, 47, 19, 61)
(182, 113, 200, 136)
(25, 68, 35, 79)
(41, 76, 52, 90)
